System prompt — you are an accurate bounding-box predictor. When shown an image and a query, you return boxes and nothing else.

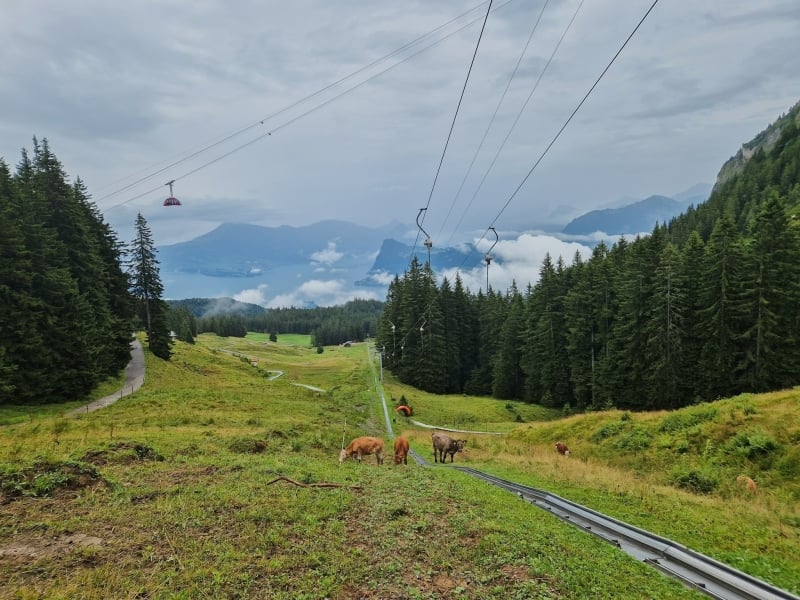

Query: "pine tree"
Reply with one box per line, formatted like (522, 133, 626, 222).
(464, 289, 507, 396)
(129, 213, 172, 359)
(643, 242, 685, 408)
(522, 255, 572, 407)
(492, 284, 525, 400)
(736, 191, 800, 389)
(699, 216, 746, 398)
(677, 231, 706, 402)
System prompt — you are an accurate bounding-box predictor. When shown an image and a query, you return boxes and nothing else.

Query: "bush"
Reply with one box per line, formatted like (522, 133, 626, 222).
(0, 460, 104, 500)
(722, 430, 779, 460)
(592, 420, 626, 442)
(614, 427, 652, 451)
(658, 404, 717, 433)
(776, 447, 800, 479)
(670, 465, 719, 494)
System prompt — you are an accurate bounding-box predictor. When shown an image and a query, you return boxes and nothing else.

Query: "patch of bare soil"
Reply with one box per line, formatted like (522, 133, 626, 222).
(0, 533, 103, 563)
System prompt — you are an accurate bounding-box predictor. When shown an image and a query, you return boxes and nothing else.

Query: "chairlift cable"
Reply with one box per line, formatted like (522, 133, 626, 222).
(452, 0, 659, 280)
(447, 0, 585, 246)
(409, 0, 494, 266)
(102, 1, 517, 211)
(389, 0, 660, 355)
(437, 0, 551, 242)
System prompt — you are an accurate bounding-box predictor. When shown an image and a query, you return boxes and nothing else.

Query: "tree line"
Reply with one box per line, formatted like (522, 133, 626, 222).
(377, 109, 800, 411)
(192, 299, 383, 346)
(1, 139, 174, 405)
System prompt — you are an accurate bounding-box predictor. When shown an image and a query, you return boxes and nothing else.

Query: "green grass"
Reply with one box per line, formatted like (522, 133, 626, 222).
(245, 332, 313, 347)
(1, 335, 797, 598)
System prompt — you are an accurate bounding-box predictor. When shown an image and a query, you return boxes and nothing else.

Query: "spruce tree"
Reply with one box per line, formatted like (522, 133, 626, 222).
(643, 242, 685, 408)
(737, 191, 800, 389)
(129, 213, 172, 359)
(699, 216, 746, 398)
(492, 284, 525, 400)
(677, 231, 707, 402)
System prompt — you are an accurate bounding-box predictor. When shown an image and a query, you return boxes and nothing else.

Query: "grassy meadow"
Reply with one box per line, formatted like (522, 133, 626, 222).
(0, 334, 797, 598)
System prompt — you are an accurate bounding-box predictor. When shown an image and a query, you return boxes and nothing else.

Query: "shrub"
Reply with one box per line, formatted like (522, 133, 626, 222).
(670, 465, 719, 494)
(0, 460, 104, 500)
(776, 447, 800, 479)
(658, 404, 717, 433)
(614, 427, 652, 451)
(592, 420, 626, 442)
(722, 430, 779, 460)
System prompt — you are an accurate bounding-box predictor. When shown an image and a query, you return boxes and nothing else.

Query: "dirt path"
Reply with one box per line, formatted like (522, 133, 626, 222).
(68, 339, 145, 415)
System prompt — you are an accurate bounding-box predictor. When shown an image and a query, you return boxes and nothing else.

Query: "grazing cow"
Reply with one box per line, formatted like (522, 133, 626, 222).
(393, 436, 410, 465)
(432, 432, 467, 463)
(736, 475, 758, 493)
(555, 441, 570, 456)
(339, 436, 384, 465)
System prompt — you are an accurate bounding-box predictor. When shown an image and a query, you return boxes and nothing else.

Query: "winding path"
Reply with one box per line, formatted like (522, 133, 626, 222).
(69, 339, 145, 415)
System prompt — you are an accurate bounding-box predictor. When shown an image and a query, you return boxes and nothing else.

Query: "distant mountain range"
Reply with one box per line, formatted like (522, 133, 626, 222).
(561, 184, 711, 236)
(157, 185, 711, 300)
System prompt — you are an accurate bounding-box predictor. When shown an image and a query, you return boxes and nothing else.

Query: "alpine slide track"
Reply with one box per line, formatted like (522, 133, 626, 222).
(370, 348, 799, 600)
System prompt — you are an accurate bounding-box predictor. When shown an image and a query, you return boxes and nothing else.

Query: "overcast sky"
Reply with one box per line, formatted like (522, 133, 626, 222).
(3, 0, 800, 305)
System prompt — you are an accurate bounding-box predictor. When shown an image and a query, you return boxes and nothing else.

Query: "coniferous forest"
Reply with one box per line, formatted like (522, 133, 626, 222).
(377, 105, 800, 411)
(0, 140, 135, 404)
(0, 140, 175, 405)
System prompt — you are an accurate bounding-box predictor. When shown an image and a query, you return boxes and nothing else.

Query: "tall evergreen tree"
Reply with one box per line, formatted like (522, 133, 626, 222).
(463, 289, 507, 396)
(677, 231, 707, 402)
(736, 191, 800, 389)
(699, 216, 746, 398)
(492, 284, 525, 400)
(522, 255, 572, 407)
(643, 242, 685, 408)
(129, 213, 172, 359)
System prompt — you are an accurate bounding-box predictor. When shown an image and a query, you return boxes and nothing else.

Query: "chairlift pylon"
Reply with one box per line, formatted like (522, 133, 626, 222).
(416, 208, 432, 265)
(484, 227, 498, 291)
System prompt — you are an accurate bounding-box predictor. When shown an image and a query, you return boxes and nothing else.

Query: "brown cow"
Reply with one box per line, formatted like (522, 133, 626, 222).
(432, 431, 466, 463)
(555, 441, 570, 456)
(339, 436, 384, 465)
(393, 436, 410, 465)
(736, 475, 758, 493)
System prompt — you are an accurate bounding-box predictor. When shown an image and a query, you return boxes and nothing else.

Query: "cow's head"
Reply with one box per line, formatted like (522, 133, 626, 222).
(456, 440, 467, 452)
(338, 449, 348, 462)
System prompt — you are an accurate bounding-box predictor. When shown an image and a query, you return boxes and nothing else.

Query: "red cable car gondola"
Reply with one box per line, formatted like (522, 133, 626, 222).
(163, 180, 181, 206)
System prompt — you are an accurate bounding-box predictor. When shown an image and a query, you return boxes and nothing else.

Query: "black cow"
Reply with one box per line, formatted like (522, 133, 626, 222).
(432, 431, 467, 463)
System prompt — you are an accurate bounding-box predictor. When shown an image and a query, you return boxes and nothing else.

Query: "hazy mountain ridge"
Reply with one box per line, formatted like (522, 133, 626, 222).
(157, 186, 711, 300)
(158, 219, 407, 277)
(356, 238, 474, 287)
(561, 185, 712, 236)
(168, 297, 268, 318)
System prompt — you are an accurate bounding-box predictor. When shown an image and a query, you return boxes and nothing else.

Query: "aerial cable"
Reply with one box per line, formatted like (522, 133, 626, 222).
(98, 1, 496, 203)
(393, 0, 660, 351)
(106, 0, 517, 212)
(409, 0, 494, 265)
(448, 0, 585, 245)
(438, 0, 551, 241)
(461, 0, 659, 273)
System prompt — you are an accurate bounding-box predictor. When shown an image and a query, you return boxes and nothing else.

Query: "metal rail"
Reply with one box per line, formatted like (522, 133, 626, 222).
(452, 463, 798, 600)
